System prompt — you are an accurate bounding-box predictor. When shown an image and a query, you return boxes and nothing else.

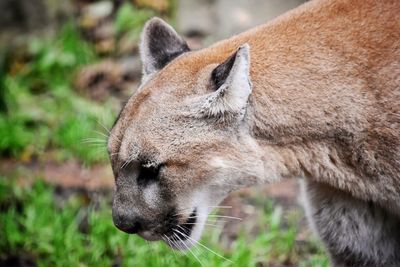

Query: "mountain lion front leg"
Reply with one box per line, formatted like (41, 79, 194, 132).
(302, 180, 400, 267)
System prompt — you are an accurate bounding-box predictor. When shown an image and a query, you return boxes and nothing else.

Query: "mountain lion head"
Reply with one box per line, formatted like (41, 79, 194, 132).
(108, 18, 266, 249)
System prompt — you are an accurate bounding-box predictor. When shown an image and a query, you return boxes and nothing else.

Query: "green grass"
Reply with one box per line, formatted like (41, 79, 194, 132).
(0, 177, 328, 267)
(0, 22, 117, 164)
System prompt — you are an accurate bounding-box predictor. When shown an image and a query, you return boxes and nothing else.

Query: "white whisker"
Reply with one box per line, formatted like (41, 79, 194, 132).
(96, 120, 111, 134)
(177, 226, 204, 256)
(93, 130, 109, 139)
(207, 206, 232, 209)
(183, 223, 223, 228)
(174, 230, 204, 267)
(206, 215, 242, 221)
(81, 138, 107, 144)
(185, 215, 241, 221)
(163, 234, 179, 259)
(120, 155, 135, 170)
(173, 206, 232, 218)
(209, 184, 240, 187)
(170, 233, 183, 251)
(180, 231, 234, 263)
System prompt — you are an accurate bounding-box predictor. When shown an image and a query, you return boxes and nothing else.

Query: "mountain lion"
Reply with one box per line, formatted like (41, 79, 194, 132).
(108, 0, 400, 266)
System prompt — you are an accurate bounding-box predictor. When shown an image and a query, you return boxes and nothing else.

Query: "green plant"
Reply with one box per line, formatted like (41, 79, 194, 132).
(1, 22, 116, 164)
(113, 2, 155, 49)
(0, 177, 328, 266)
(114, 3, 155, 35)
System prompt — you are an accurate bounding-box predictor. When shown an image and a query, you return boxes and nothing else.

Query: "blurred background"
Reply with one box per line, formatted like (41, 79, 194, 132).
(0, 0, 329, 266)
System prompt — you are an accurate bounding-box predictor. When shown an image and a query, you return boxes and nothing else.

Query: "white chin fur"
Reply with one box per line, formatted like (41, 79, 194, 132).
(186, 204, 207, 246)
(171, 193, 209, 250)
(167, 208, 207, 250)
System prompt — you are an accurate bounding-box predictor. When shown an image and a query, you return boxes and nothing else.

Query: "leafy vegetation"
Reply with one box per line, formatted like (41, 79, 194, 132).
(114, 3, 155, 35)
(0, 22, 117, 164)
(0, 178, 328, 267)
(0, 0, 164, 164)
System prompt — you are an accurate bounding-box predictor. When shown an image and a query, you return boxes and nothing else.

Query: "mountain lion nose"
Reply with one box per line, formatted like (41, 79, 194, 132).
(113, 211, 143, 234)
(114, 218, 143, 234)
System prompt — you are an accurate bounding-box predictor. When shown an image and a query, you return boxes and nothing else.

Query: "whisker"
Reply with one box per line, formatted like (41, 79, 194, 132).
(120, 156, 135, 170)
(173, 206, 233, 217)
(89, 144, 107, 149)
(207, 205, 232, 209)
(96, 120, 123, 143)
(172, 211, 228, 220)
(173, 229, 202, 261)
(81, 142, 108, 149)
(177, 226, 204, 256)
(93, 130, 109, 139)
(119, 150, 142, 170)
(185, 215, 241, 221)
(178, 231, 233, 263)
(169, 234, 181, 250)
(174, 230, 204, 267)
(183, 223, 223, 228)
(96, 119, 111, 134)
(172, 206, 232, 216)
(173, 207, 197, 214)
(171, 213, 229, 225)
(81, 138, 107, 144)
(169, 233, 183, 251)
(206, 215, 242, 221)
(80, 139, 107, 148)
(163, 234, 179, 260)
(209, 183, 241, 187)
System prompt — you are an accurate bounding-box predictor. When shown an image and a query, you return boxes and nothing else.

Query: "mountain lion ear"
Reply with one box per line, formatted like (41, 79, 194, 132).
(140, 17, 190, 78)
(199, 44, 252, 121)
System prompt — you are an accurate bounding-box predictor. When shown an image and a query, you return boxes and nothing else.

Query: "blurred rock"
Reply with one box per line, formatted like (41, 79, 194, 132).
(185, 36, 205, 51)
(215, 0, 307, 39)
(75, 57, 141, 102)
(0, 0, 73, 46)
(0, 0, 46, 32)
(78, 0, 116, 52)
(133, 0, 170, 13)
(117, 33, 140, 55)
(93, 21, 115, 40)
(219, 179, 302, 250)
(177, 0, 216, 38)
(82, 0, 113, 21)
(79, 1, 113, 29)
(177, 0, 307, 42)
(95, 38, 116, 54)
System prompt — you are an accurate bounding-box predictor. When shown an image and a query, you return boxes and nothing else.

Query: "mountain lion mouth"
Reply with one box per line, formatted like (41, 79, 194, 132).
(165, 208, 197, 246)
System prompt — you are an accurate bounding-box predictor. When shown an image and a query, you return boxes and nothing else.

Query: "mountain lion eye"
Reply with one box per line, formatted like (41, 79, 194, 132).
(137, 162, 163, 186)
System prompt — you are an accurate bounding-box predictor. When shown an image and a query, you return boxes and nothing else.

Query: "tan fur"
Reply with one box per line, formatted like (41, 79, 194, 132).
(109, 0, 400, 265)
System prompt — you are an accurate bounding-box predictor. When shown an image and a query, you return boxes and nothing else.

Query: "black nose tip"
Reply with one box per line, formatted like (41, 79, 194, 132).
(114, 219, 143, 234)
(112, 210, 144, 234)
(121, 221, 142, 234)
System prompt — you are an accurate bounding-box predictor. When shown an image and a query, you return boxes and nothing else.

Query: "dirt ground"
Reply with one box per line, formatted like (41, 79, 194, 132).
(1, 158, 312, 251)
